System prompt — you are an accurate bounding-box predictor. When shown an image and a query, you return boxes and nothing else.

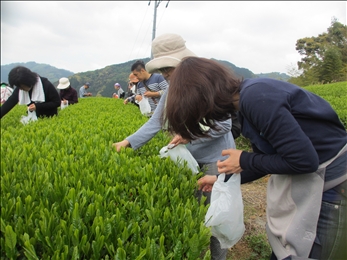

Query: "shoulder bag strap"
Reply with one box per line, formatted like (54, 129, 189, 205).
(142, 75, 157, 104)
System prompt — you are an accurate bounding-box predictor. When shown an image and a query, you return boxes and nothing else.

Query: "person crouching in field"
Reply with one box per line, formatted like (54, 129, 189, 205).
(1, 66, 60, 119)
(57, 77, 78, 108)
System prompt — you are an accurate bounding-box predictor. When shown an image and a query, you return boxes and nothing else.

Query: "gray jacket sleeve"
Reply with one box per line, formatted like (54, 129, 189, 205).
(126, 90, 168, 150)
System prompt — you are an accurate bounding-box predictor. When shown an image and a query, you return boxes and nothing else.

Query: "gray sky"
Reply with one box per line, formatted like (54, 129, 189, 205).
(1, 1, 346, 74)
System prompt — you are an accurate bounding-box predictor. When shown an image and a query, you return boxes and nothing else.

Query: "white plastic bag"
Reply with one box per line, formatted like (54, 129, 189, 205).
(60, 100, 68, 110)
(205, 173, 245, 248)
(20, 109, 38, 125)
(159, 144, 199, 174)
(138, 96, 151, 116)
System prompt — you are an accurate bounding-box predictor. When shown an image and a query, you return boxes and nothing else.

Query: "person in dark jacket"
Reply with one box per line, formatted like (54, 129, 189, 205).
(164, 57, 347, 260)
(57, 77, 78, 106)
(1, 66, 61, 119)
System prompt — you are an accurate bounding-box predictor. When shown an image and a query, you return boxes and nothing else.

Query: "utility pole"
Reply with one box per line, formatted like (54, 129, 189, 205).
(152, 1, 157, 50)
(148, 0, 170, 59)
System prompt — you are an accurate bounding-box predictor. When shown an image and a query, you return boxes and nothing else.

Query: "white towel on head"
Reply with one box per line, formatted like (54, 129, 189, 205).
(18, 76, 45, 105)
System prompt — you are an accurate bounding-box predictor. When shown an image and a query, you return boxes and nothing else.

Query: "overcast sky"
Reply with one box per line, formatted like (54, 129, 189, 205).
(1, 1, 346, 75)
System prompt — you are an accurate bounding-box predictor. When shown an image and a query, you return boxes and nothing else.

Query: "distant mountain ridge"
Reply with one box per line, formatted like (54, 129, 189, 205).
(1, 61, 74, 84)
(1, 60, 290, 97)
(256, 72, 290, 81)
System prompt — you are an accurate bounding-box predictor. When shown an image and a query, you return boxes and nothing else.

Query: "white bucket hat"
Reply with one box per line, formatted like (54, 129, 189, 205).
(57, 77, 70, 89)
(146, 33, 196, 73)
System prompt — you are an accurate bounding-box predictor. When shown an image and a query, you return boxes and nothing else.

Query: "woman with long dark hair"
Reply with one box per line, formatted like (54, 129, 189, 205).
(164, 57, 347, 260)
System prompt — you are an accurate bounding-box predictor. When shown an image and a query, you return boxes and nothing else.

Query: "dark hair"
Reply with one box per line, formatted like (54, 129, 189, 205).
(164, 57, 242, 140)
(8, 66, 38, 88)
(131, 60, 146, 72)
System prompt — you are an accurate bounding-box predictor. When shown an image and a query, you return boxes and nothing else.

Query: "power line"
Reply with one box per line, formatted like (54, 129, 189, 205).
(128, 3, 151, 61)
(149, 0, 170, 58)
(144, 3, 167, 57)
(137, 16, 152, 58)
(129, 1, 170, 61)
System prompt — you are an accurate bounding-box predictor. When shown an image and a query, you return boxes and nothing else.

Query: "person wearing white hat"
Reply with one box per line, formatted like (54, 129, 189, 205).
(57, 77, 78, 106)
(113, 33, 236, 260)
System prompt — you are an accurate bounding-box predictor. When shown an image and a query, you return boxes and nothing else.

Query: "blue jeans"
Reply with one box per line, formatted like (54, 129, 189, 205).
(313, 197, 347, 260)
(270, 185, 347, 260)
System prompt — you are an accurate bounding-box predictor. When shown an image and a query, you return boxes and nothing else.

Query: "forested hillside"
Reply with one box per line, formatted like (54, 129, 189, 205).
(1, 62, 74, 84)
(66, 58, 150, 98)
(66, 58, 260, 98)
(1, 59, 289, 98)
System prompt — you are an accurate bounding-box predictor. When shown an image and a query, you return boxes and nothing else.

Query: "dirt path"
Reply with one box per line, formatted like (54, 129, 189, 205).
(227, 176, 269, 259)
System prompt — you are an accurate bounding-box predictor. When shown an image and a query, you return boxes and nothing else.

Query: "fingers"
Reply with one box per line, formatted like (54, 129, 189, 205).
(197, 175, 217, 191)
(167, 144, 176, 149)
(112, 142, 123, 152)
(112, 140, 130, 152)
(201, 185, 213, 192)
(217, 160, 235, 174)
(28, 104, 36, 112)
(221, 149, 232, 157)
(168, 135, 181, 148)
(217, 149, 243, 174)
(111, 143, 120, 152)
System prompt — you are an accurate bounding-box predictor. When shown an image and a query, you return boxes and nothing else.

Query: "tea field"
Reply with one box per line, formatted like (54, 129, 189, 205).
(1, 98, 211, 259)
(304, 81, 347, 128)
(1, 81, 346, 259)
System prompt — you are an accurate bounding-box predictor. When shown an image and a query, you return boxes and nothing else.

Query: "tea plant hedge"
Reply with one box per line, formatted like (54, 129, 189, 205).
(1, 98, 211, 259)
(304, 81, 347, 128)
(1, 81, 346, 259)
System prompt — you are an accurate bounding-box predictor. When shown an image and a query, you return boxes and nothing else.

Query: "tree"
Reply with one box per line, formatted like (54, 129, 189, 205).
(294, 17, 347, 85)
(318, 47, 344, 83)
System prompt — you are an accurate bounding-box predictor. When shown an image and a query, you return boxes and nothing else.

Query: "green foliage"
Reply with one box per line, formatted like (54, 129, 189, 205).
(4, 225, 17, 259)
(0, 98, 211, 259)
(1, 81, 345, 259)
(289, 65, 321, 86)
(304, 81, 347, 128)
(293, 19, 347, 85)
(235, 135, 252, 152)
(318, 47, 344, 83)
(244, 234, 271, 260)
